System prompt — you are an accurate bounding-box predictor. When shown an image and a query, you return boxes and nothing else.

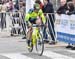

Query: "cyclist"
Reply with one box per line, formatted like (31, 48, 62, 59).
(25, 3, 46, 48)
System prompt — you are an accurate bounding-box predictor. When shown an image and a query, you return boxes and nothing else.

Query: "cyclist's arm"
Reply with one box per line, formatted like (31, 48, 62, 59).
(39, 9, 46, 24)
(25, 13, 30, 21)
(25, 13, 31, 26)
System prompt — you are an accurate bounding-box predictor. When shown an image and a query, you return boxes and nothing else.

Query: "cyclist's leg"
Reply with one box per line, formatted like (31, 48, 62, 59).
(27, 27, 32, 46)
(27, 17, 42, 46)
(35, 17, 42, 39)
(27, 18, 36, 46)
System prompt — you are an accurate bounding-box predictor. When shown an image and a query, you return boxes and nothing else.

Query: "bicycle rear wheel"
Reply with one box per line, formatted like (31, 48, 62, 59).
(36, 31, 44, 56)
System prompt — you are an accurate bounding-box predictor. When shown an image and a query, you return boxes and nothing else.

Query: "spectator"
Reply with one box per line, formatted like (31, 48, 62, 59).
(1, 1, 8, 12)
(57, 0, 68, 47)
(67, 1, 75, 50)
(57, 0, 68, 14)
(14, 0, 19, 10)
(19, 2, 25, 12)
(67, 1, 75, 15)
(20, 2, 26, 39)
(69, 0, 75, 50)
(43, 0, 56, 44)
(0, 1, 7, 30)
(71, 0, 75, 14)
(57, 0, 75, 49)
(8, 0, 14, 12)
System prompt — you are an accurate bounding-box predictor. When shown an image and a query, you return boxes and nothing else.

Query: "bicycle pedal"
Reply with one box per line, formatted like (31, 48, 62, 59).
(27, 46, 31, 49)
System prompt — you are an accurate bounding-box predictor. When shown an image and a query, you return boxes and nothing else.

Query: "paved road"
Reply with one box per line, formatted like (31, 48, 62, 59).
(0, 31, 75, 59)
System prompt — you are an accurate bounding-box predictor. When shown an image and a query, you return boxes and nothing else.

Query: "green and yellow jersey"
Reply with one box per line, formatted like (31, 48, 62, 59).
(25, 9, 46, 24)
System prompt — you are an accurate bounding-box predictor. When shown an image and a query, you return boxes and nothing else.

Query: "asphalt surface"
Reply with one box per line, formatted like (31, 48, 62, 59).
(0, 31, 75, 59)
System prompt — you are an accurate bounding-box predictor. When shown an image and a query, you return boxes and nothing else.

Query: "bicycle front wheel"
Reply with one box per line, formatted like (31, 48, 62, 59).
(36, 31, 44, 56)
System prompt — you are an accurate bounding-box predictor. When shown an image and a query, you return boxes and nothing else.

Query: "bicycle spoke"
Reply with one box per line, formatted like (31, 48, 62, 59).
(36, 32, 44, 56)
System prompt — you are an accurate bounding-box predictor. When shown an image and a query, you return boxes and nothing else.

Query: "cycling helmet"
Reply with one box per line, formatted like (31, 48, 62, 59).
(34, 3, 40, 10)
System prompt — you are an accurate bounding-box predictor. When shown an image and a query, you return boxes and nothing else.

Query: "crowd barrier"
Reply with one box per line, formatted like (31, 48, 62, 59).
(0, 12, 75, 44)
(45, 13, 56, 42)
(0, 12, 26, 36)
(40, 13, 75, 44)
(55, 14, 75, 44)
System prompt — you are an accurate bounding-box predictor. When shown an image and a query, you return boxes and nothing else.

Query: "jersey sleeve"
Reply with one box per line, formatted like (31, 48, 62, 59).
(25, 13, 30, 21)
(39, 9, 46, 24)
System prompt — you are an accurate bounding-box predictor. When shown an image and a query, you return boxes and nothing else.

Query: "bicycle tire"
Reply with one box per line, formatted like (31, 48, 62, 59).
(36, 31, 44, 56)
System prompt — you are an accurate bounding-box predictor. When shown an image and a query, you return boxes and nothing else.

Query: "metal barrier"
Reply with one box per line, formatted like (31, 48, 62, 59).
(0, 12, 26, 36)
(44, 13, 75, 44)
(0, 12, 56, 41)
(0, 12, 75, 44)
(45, 13, 56, 42)
(55, 14, 75, 44)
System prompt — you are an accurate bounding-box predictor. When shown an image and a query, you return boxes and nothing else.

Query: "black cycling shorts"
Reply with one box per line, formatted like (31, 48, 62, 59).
(29, 18, 37, 24)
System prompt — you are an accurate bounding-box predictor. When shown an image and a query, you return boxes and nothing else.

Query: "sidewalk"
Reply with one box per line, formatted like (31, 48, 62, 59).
(0, 29, 68, 48)
(0, 28, 11, 37)
(44, 41, 68, 48)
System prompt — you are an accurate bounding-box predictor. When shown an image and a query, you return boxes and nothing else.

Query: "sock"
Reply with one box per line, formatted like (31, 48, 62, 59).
(27, 40, 30, 46)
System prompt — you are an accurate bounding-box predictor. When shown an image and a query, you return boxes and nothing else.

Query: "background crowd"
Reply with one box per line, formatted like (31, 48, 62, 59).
(0, 0, 26, 12)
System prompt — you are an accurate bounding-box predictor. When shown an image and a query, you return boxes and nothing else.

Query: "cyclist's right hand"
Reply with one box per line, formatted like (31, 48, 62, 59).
(26, 21, 32, 28)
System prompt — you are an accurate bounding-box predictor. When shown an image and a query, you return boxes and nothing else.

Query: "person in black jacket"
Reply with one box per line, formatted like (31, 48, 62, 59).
(57, 0, 75, 15)
(43, 0, 56, 44)
(67, 0, 75, 50)
(67, 1, 75, 50)
(67, 1, 75, 14)
(57, 0, 68, 14)
(67, 1, 75, 15)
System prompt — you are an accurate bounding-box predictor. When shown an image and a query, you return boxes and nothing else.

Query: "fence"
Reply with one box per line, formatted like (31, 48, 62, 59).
(45, 13, 56, 42)
(41, 13, 75, 44)
(0, 12, 26, 36)
(55, 14, 75, 44)
(0, 12, 75, 44)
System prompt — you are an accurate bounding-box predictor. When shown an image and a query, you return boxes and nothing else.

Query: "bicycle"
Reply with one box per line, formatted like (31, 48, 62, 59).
(26, 24, 44, 56)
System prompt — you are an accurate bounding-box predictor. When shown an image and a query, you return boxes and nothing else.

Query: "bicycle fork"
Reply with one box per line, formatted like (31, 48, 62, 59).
(32, 28, 39, 46)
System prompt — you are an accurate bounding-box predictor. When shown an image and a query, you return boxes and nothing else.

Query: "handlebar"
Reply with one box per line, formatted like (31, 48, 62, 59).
(32, 24, 45, 27)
